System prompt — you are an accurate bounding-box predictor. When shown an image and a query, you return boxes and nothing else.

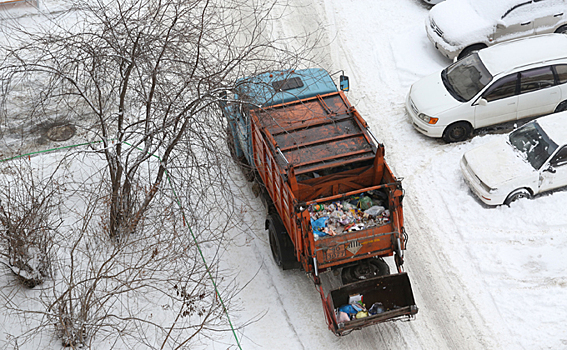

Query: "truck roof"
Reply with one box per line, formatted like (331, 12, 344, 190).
(236, 68, 338, 107)
(250, 91, 377, 176)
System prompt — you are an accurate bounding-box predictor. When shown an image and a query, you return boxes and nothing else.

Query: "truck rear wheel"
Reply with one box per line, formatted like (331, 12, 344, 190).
(341, 258, 390, 285)
(266, 212, 299, 270)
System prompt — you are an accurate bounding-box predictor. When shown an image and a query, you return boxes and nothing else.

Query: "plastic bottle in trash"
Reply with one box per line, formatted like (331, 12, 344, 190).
(313, 204, 324, 212)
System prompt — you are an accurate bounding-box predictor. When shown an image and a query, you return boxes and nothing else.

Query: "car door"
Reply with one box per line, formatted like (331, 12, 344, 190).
(474, 73, 519, 128)
(533, 0, 566, 34)
(493, 2, 535, 43)
(516, 66, 560, 120)
(538, 146, 567, 193)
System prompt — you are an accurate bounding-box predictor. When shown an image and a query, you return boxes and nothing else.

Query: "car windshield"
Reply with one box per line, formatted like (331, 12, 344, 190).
(441, 53, 493, 102)
(508, 121, 558, 170)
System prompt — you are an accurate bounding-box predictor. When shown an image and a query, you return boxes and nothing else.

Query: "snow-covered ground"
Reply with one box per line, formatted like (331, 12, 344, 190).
(1, 0, 566, 349)
(218, 1, 567, 349)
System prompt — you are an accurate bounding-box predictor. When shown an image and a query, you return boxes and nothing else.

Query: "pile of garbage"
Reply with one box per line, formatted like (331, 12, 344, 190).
(309, 190, 390, 240)
(335, 294, 385, 323)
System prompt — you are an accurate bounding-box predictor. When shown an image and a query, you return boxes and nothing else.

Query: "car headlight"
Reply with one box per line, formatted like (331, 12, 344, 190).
(479, 180, 496, 194)
(417, 113, 439, 124)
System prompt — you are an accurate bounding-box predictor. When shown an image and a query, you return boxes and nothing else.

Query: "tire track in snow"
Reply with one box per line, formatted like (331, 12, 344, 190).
(300, 0, 503, 349)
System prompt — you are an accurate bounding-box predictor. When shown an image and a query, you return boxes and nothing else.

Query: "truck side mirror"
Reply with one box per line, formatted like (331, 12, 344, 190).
(340, 75, 350, 92)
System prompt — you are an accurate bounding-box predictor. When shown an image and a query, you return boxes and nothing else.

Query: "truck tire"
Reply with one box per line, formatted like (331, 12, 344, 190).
(341, 258, 390, 284)
(266, 212, 299, 270)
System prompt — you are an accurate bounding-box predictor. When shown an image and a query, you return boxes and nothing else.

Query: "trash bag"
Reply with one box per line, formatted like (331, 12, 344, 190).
(338, 304, 357, 315)
(368, 302, 385, 315)
(364, 205, 385, 217)
(311, 216, 329, 237)
(359, 196, 373, 210)
(336, 311, 351, 323)
(341, 201, 356, 210)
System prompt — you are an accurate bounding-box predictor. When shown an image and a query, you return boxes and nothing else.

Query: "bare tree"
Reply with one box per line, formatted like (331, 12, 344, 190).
(0, 0, 321, 347)
(0, 0, 317, 239)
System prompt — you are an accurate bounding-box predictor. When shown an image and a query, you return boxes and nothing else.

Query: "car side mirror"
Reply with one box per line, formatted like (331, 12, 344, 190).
(496, 20, 506, 29)
(544, 165, 557, 174)
(340, 75, 350, 92)
(476, 98, 488, 107)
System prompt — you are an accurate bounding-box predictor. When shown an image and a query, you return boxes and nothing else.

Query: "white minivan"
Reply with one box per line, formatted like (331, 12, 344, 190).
(406, 34, 567, 142)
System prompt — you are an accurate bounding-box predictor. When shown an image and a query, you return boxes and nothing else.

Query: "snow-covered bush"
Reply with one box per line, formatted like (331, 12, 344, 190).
(0, 160, 59, 288)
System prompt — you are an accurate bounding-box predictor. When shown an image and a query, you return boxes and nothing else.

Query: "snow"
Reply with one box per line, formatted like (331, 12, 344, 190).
(537, 110, 567, 143)
(1, 0, 567, 349)
(221, 0, 567, 349)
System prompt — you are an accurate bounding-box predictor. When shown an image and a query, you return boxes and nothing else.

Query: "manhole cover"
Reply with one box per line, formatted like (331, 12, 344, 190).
(46, 124, 76, 141)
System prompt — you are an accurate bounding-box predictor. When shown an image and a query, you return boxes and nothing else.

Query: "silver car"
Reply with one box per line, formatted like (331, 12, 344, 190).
(426, 0, 567, 61)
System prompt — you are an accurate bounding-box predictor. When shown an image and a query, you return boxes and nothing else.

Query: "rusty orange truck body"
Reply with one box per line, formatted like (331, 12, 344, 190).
(223, 69, 417, 334)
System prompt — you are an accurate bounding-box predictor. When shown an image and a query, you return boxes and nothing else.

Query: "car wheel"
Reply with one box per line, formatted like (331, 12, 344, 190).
(457, 44, 487, 60)
(555, 25, 567, 34)
(442, 122, 472, 143)
(504, 188, 531, 206)
(555, 100, 567, 113)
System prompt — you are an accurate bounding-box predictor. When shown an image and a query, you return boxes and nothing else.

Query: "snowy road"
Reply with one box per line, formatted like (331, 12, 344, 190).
(220, 0, 567, 349)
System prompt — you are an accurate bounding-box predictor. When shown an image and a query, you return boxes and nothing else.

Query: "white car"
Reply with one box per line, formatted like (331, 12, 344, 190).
(426, 0, 567, 61)
(406, 34, 567, 143)
(461, 112, 567, 206)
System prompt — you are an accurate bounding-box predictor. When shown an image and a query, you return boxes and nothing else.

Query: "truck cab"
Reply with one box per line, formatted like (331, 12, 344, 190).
(223, 68, 348, 166)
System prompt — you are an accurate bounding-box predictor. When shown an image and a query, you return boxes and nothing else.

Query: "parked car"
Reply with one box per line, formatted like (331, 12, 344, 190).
(426, 0, 567, 61)
(460, 112, 567, 205)
(406, 34, 567, 143)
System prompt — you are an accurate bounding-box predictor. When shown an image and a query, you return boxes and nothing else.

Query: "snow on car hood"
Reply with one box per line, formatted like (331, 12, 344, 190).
(463, 138, 536, 189)
(410, 71, 461, 116)
(429, 0, 496, 46)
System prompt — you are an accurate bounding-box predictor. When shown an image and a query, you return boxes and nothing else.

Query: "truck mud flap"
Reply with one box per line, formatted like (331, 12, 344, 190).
(324, 272, 418, 335)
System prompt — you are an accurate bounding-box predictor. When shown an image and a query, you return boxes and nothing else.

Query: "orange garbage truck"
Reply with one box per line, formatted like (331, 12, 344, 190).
(222, 68, 418, 335)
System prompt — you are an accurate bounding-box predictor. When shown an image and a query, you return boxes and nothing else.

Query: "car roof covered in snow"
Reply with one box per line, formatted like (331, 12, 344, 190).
(479, 34, 567, 76)
(536, 111, 567, 145)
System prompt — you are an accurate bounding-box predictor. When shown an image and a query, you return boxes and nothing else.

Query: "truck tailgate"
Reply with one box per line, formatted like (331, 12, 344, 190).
(323, 272, 417, 335)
